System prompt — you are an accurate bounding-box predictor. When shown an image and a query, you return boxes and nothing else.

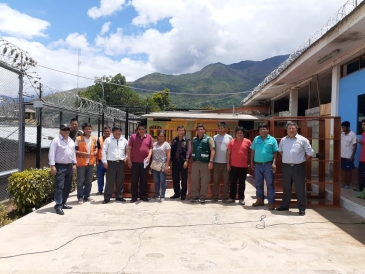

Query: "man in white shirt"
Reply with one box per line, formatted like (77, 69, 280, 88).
(341, 121, 357, 189)
(212, 122, 232, 202)
(102, 125, 129, 204)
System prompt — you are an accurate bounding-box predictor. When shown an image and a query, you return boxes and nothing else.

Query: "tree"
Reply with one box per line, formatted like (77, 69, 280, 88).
(80, 73, 143, 106)
(150, 88, 174, 111)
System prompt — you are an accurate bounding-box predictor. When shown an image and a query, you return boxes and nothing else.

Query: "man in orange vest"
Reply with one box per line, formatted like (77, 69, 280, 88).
(75, 122, 98, 204)
(96, 126, 111, 195)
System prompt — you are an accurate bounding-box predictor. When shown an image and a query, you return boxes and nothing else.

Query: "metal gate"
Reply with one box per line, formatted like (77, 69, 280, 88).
(0, 62, 24, 201)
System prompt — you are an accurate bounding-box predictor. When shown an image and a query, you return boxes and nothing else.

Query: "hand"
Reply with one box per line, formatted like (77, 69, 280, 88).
(251, 162, 255, 171)
(271, 163, 276, 173)
(183, 161, 188, 169)
(103, 162, 108, 169)
(208, 162, 213, 170)
(227, 164, 231, 172)
(72, 165, 76, 173)
(128, 159, 132, 168)
(350, 156, 354, 162)
(51, 166, 57, 175)
(164, 166, 169, 173)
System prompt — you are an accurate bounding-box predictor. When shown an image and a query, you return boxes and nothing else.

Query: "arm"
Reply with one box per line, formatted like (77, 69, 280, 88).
(357, 138, 363, 145)
(146, 137, 153, 163)
(304, 139, 314, 161)
(48, 140, 57, 175)
(124, 142, 128, 163)
(208, 138, 215, 170)
(226, 149, 231, 172)
(250, 149, 255, 171)
(350, 143, 357, 162)
(164, 148, 171, 173)
(102, 139, 108, 168)
(184, 140, 192, 169)
(272, 152, 277, 172)
(127, 146, 132, 168)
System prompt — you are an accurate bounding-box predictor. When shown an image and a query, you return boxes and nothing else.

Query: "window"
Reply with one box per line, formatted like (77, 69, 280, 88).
(357, 94, 365, 135)
(342, 54, 365, 77)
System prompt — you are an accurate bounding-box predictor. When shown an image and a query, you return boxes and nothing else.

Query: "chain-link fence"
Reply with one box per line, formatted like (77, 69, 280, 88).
(0, 62, 23, 201)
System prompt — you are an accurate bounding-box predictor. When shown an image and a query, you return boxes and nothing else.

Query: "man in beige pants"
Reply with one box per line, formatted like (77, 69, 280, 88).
(191, 124, 215, 203)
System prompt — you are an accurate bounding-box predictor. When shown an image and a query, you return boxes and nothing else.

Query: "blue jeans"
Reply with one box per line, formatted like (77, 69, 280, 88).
(54, 163, 73, 210)
(76, 165, 94, 199)
(153, 170, 167, 198)
(96, 161, 106, 192)
(254, 162, 275, 203)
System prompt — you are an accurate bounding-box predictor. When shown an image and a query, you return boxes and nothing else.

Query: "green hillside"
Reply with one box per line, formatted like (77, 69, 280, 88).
(130, 54, 289, 109)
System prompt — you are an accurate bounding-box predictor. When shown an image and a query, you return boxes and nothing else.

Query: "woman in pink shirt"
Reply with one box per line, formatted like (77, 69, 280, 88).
(226, 126, 252, 205)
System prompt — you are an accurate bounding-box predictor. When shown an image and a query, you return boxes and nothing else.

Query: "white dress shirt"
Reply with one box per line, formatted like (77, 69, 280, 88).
(279, 134, 314, 164)
(102, 136, 128, 163)
(48, 135, 77, 165)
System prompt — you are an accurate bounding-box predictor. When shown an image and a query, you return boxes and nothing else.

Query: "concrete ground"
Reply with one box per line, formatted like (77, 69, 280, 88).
(0, 178, 365, 274)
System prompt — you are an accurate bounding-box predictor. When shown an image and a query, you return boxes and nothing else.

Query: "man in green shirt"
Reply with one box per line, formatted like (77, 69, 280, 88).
(250, 124, 278, 210)
(191, 124, 215, 203)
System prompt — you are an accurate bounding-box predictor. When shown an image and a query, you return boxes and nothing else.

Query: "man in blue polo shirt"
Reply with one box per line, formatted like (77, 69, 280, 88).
(250, 123, 278, 210)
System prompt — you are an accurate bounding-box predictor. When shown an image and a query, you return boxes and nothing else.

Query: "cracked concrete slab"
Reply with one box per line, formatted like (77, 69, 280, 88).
(0, 179, 364, 274)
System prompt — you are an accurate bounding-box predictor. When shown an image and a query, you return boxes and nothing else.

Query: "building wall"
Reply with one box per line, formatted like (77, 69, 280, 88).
(339, 69, 365, 167)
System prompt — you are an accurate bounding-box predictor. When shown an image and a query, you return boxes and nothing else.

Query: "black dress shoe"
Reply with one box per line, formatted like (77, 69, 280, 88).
(170, 194, 180, 199)
(275, 206, 289, 211)
(140, 197, 149, 202)
(115, 197, 126, 202)
(130, 198, 138, 203)
(180, 196, 186, 200)
(62, 205, 72, 209)
(102, 200, 110, 204)
(299, 210, 306, 216)
(56, 208, 64, 215)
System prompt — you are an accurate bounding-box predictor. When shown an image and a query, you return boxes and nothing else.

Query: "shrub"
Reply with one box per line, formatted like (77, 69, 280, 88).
(0, 204, 11, 227)
(7, 168, 77, 213)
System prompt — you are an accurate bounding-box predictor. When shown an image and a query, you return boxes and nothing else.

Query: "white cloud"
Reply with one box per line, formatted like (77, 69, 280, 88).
(87, 0, 126, 19)
(0, 3, 50, 39)
(100, 22, 111, 35)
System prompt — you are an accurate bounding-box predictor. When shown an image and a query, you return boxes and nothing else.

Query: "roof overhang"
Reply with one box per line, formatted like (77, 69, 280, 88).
(242, 1, 365, 105)
(143, 112, 262, 121)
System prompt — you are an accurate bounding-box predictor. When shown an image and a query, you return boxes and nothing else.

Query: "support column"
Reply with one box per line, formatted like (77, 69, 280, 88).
(331, 65, 340, 116)
(289, 88, 299, 116)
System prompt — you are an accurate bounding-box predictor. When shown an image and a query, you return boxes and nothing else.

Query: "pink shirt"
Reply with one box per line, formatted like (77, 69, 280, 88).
(227, 138, 252, 168)
(360, 132, 365, 162)
(128, 134, 153, 163)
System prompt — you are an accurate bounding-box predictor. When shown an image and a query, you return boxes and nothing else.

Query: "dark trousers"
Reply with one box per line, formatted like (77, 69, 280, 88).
(54, 163, 73, 210)
(229, 166, 247, 200)
(172, 160, 188, 197)
(358, 161, 365, 191)
(131, 162, 148, 199)
(104, 161, 125, 201)
(282, 163, 306, 211)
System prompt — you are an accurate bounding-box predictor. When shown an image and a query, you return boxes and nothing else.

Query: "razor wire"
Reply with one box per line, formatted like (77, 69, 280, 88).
(242, 0, 364, 104)
(40, 85, 140, 121)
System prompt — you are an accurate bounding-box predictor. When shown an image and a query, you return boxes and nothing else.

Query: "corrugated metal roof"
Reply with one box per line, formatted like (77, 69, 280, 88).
(143, 112, 261, 120)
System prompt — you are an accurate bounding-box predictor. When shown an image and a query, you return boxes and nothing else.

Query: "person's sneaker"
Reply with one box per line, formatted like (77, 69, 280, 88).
(222, 199, 227, 203)
(344, 185, 351, 189)
(190, 198, 199, 202)
(96, 191, 103, 195)
(160, 197, 165, 202)
(226, 198, 235, 204)
(239, 199, 245, 205)
(77, 198, 83, 205)
(151, 195, 159, 200)
(211, 198, 218, 203)
(199, 198, 205, 203)
(84, 197, 94, 202)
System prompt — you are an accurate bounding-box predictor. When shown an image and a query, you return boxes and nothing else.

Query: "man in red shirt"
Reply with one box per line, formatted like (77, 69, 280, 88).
(355, 119, 365, 192)
(127, 124, 153, 202)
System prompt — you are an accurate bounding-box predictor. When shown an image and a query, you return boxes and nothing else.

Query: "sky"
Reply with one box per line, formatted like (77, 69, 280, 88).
(0, 0, 347, 92)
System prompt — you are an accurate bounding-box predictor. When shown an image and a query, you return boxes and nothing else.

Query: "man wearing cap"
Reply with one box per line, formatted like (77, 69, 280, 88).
(48, 124, 77, 215)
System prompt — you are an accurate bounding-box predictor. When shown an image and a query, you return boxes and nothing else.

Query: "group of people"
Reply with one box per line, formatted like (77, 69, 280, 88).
(48, 118, 365, 217)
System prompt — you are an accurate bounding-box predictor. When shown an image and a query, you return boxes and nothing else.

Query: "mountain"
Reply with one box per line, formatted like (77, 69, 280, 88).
(130, 54, 289, 109)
